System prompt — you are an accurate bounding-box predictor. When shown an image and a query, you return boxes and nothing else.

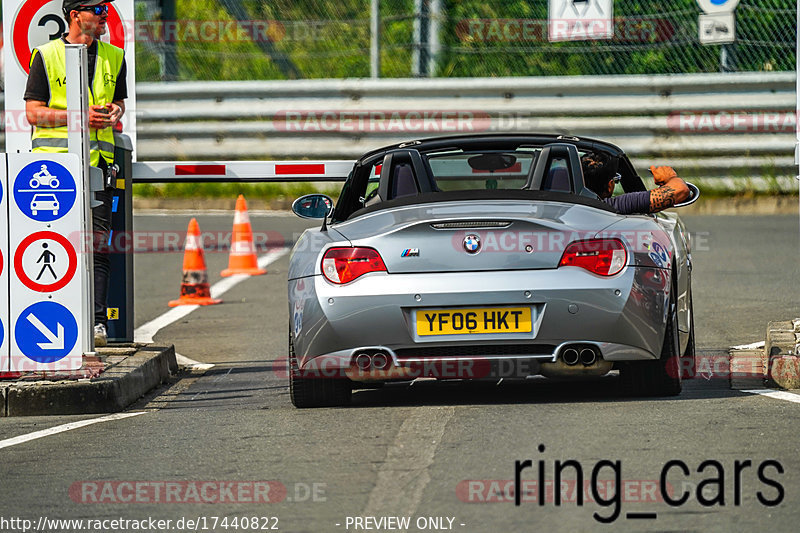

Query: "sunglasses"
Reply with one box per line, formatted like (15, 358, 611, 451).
(76, 4, 109, 16)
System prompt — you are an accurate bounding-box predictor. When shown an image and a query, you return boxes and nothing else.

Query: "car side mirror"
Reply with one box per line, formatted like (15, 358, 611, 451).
(291, 194, 334, 219)
(673, 182, 700, 208)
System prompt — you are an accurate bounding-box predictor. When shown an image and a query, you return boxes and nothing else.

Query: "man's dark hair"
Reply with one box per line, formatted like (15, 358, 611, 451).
(580, 152, 612, 196)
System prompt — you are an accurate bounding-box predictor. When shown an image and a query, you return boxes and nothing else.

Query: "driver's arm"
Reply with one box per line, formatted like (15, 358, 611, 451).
(648, 166, 690, 213)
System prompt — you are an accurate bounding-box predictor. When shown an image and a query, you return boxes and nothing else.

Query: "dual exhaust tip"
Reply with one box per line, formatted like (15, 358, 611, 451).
(561, 345, 599, 367)
(354, 351, 391, 371)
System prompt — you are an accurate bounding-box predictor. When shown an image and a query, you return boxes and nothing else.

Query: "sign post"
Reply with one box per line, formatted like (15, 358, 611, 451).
(696, 0, 740, 72)
(65, 44, 95, 354)
(8, 153, 86, 371)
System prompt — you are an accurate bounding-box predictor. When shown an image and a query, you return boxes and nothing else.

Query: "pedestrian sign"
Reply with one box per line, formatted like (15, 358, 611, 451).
(14, 231, 78, 293)
(13, 160, 77, 222)
(14, 301, 79, 364)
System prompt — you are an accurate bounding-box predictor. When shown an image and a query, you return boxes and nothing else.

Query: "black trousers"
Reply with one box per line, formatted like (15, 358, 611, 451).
(92, 187, 113, 327)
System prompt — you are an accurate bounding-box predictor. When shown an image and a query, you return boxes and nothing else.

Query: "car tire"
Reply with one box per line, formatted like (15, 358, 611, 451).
(620, 275, 682, 397)
(288, 330, 351, 408)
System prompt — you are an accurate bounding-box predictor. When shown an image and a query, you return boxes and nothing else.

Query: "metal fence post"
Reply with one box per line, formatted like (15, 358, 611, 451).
(371, 0, 381, 78)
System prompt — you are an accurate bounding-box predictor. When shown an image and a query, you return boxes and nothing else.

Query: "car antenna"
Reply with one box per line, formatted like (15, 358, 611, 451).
(320, 206, 329, 232)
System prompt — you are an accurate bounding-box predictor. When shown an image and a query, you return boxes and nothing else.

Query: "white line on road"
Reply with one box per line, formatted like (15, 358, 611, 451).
(742, 389, 800, 404)
(133, 248, 289, 370)
(731, 341, 766, 350)
(0, 412, 146, 451)
(363, 407, 455, 517)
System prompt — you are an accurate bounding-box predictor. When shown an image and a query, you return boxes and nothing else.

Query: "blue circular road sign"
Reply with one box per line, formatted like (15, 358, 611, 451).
(14, 301, 78, 363)
(13, 160, 77, 222)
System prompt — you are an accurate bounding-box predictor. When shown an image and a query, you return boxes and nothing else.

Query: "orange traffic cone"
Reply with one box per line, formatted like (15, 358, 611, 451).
(168, 218, 223, 307)
(221, 195, 267, 277)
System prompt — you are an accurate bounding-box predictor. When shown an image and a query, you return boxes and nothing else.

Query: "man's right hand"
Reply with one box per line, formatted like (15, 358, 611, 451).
(649, 165, 678, 186)
(89, 104, 112, 129)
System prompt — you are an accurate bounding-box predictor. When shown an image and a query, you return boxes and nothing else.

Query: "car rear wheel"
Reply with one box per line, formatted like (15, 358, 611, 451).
(620, 279, 682, 397)
(288, 331, 351, 408)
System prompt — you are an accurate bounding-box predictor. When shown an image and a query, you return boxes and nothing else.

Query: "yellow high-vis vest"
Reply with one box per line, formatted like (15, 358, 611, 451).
(30, 39, 124, 167)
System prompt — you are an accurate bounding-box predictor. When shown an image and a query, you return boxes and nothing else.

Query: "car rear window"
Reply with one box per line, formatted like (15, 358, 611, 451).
(426, 151, 535, 191)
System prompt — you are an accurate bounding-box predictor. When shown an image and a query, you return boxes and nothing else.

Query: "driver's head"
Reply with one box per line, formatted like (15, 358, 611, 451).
(581, 152, 614, 199)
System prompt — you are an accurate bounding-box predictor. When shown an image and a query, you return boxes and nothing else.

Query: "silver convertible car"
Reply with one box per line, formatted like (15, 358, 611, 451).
(288, 134, 697, 407)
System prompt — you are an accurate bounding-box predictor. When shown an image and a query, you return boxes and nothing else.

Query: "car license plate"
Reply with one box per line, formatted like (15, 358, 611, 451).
(416, 307, 532, 336)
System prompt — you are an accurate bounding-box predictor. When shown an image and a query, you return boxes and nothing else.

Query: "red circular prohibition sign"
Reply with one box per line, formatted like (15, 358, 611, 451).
(14, 231, 78, 292)
(13, 0, 125, 73)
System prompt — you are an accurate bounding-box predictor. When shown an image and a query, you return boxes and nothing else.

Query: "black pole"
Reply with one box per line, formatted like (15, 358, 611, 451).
(159, 0, 179, 80)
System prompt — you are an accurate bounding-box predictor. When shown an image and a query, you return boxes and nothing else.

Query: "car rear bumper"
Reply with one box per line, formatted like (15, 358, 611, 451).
(289, 266, 670, 371)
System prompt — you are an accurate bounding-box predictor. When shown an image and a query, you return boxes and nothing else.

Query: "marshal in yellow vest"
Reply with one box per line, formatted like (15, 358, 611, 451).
(30, 39, 124, 167)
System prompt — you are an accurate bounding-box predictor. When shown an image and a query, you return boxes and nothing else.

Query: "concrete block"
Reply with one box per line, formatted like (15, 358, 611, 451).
(1, 386, 7, 417)
(769, 356, 800, 390)
(6, 345, 176, 416)
(729, 349, 766, 390)
(766, 331, 796, 357)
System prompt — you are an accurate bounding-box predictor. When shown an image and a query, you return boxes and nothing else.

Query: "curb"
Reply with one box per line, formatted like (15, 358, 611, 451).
(1, 345, 177, 417)
(729, 319, 800, 391)
(765, 320, 800, 390)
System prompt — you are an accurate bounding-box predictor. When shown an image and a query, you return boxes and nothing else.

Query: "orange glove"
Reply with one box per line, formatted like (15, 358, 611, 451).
(649, 165, 678, 186)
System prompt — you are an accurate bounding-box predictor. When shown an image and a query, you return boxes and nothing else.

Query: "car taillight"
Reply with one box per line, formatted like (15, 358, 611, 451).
(322, 247, 387, 284)
(558, 238, 627, 277)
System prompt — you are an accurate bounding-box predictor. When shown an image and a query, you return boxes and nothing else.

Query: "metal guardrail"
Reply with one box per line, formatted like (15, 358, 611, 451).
(3, 72, 797, 180)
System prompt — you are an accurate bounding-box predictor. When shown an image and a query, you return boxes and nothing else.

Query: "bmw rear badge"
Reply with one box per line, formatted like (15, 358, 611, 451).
(463, 234, 481, 254)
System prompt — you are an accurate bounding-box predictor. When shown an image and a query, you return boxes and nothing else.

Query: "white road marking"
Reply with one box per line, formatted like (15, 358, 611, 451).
(363, 407, 455, 517)
(134, 248, 289, 353)
(0, 412, 146, 450)
(742, 389, 800, 404)
(731, 341, 766, 350)
(175, 353, 215, 371)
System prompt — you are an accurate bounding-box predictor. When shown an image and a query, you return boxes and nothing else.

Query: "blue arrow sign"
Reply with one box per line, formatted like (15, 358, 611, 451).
(14, 302, 78, 363)
(13, 160, 77, 222)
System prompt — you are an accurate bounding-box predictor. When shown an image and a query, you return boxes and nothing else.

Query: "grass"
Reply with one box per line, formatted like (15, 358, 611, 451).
(133, 182, 341, 201)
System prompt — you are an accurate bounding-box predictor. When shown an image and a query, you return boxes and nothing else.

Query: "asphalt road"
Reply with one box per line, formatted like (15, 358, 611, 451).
(1, 210, 799, 533)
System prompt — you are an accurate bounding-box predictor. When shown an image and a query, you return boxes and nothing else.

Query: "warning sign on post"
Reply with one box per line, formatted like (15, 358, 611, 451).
(548, 0, 613, 42)
(7, 153, 86, 372)
(0, 155, 9, 372)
